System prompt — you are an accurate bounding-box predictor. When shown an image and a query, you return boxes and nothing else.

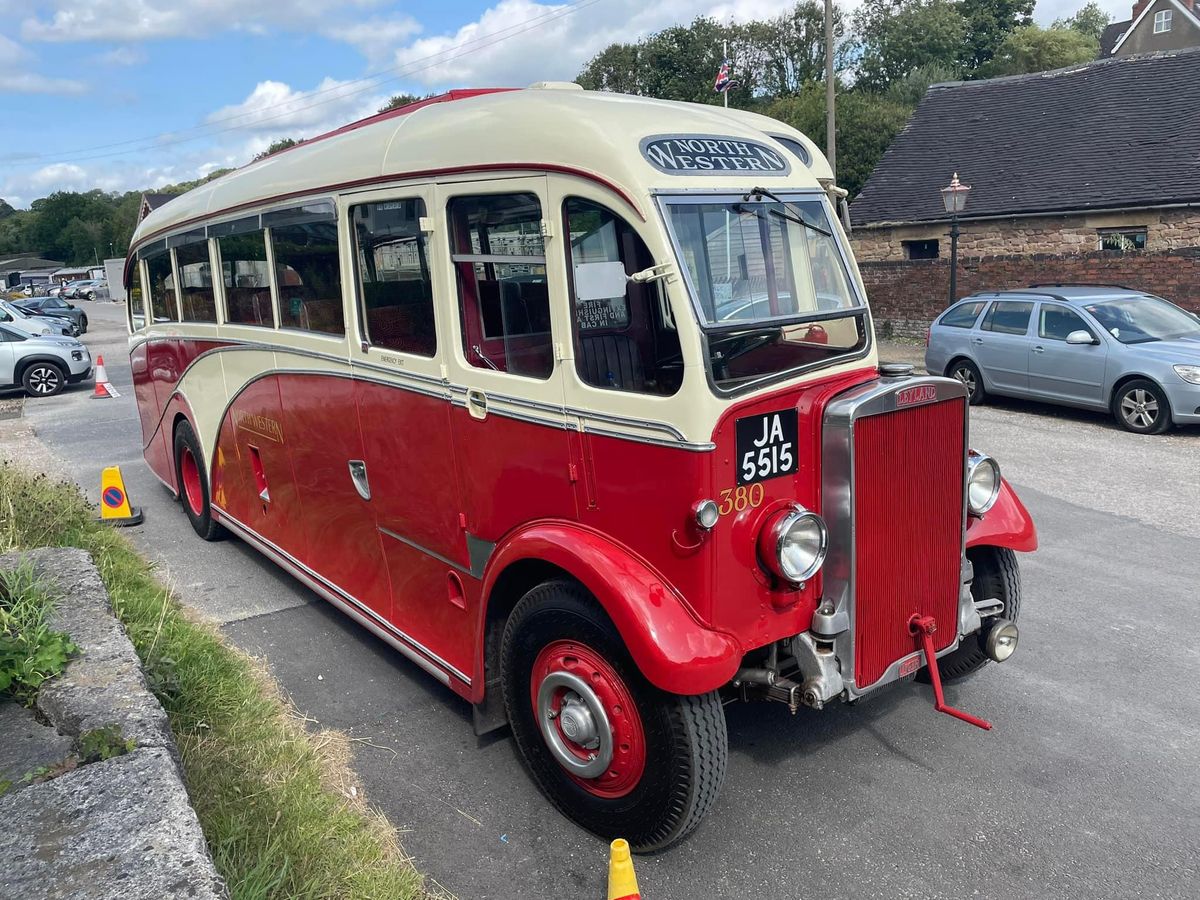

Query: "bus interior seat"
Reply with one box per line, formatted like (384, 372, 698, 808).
(580, 333, 645, 391)
(297, 298, 344, 333)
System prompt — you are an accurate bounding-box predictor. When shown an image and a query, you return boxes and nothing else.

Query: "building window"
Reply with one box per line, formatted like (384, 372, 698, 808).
(902, 239, 939, 260)
(1098, 227, 1147, 252)
(1154, 10, 1173, 33)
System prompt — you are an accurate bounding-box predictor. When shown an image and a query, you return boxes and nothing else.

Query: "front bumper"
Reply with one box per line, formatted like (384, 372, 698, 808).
(1164, 379, 1200, 424)
(67, 367, 93, 384)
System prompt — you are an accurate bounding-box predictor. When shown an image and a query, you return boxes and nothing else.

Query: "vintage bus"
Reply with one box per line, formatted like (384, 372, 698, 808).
(125, 84, 1036, 851)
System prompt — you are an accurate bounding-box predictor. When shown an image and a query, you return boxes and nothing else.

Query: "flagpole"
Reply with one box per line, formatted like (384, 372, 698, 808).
(723, 39, 728, 108)
(825, 0, 836, 178)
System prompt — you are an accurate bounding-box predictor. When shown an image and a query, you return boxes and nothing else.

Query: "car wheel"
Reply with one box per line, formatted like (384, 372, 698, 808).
(85, 291, 95, 301)
(80, 315, 88, 333)
(22, 362, 65, 397)
(174, 420, 226, 541)
(948, 358, 986, 405)
(1112, 378, 1171, 435)
(502, 580, 727, 852)
(921, 546, 1021, 684)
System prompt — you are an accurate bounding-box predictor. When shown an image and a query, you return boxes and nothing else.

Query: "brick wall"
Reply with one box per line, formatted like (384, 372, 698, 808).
(859, 247, 1200, 339)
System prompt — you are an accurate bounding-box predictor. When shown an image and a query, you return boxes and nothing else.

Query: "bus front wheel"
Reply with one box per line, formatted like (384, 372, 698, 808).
(173, 420, 225, 542)
(500, 579, 727, 852)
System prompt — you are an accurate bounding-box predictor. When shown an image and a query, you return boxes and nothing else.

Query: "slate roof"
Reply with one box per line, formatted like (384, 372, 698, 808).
(849, 49, 1200, 228)
(141, 192, 174, 210)
(1099, 21, 1129, 57)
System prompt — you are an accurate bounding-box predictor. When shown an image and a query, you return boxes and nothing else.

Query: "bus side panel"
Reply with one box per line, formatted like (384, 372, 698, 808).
(130, 340, 160, 451)
(357, 380, 471, 674)
(278, 374, 393, 622)
(216, 375, 308, 563)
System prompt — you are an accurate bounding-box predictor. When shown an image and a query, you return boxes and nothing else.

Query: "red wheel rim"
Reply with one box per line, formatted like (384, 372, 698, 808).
(180, 446, 204, 517)
(530, 640, 647, 799)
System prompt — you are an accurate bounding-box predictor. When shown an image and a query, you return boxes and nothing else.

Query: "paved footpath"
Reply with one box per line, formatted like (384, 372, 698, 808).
(4, 303, 1198, 899)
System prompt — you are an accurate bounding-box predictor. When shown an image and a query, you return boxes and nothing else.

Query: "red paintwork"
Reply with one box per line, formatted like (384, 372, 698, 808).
(852, 398, 965, 688)
(530, 639, 647, 798)
(479, 522, 743, 697)
(910, 614, 993, 731)
(967, 479, 1038, 552)
(180, 446, 202, 516)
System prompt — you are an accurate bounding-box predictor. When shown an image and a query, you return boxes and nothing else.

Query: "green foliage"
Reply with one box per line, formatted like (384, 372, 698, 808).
(959, 0, 1035, 70)
(0, 565, 78, 704)
(252, 138, 299, 162)
(1054, 2, 1111, 42)
(0, 462, 424, 900)
(77, 725, 135, 762)
(853, 0, 967, 92)
(984, 24, 1098, 77)
(378, 92, 426, 113)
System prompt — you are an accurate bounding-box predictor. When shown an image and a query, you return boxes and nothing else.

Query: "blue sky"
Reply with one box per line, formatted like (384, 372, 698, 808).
(1, 0, 1130, 208)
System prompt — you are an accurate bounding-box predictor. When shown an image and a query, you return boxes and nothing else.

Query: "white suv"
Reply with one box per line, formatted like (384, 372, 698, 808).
(0, 323, 93, 396)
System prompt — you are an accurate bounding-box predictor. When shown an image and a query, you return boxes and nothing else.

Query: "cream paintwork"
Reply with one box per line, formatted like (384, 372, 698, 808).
(128, 85, 878, 463)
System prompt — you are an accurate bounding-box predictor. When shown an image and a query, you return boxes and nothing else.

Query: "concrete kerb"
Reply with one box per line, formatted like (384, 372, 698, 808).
(0, 547, 227, 900)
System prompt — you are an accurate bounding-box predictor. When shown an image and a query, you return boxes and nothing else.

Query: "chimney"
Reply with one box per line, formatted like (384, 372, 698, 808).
(1132, 0, 1151, 17)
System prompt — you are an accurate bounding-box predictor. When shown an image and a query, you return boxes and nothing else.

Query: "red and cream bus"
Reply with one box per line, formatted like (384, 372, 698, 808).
(125, 84, 1036, 850)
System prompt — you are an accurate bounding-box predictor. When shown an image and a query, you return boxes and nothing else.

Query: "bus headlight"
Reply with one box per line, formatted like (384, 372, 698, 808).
(967, 452, 1001, 515)
(759, 506, 828, 584)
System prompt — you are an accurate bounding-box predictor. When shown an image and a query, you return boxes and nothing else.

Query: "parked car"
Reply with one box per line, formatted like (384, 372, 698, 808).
(58, 280, 88, 298)
(66, 279, 108, 300)
(14, 296, 88, 334)
(926, 285, 1200, 434)
(0, 300, 75, 337)
(0, 322, 92, 397)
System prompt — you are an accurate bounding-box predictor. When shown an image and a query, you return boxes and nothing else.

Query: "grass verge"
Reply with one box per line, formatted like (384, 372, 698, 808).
(0, 463, 427, 900)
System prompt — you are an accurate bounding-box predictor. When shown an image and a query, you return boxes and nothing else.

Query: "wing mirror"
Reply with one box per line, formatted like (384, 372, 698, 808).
(1066, 330, 1098, 345)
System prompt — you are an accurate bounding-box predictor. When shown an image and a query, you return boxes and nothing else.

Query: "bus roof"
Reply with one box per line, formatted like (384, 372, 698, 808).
(129, 84, 834, 253)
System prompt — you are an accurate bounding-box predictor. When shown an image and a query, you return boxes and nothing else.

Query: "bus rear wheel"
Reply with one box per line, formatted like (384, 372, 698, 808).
(173, 420, 225, 542)
(501, 580, 727, 852)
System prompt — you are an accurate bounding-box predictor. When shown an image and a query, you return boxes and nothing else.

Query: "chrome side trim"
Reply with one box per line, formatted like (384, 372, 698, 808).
(214, 505, 470, 685)
(821, 374, 969, 700)
(378, 525, 472, 578)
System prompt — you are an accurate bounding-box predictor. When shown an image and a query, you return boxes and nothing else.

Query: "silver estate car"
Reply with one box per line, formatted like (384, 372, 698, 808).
(926, 286, 1200, 434)
(0, 323, 93, 397)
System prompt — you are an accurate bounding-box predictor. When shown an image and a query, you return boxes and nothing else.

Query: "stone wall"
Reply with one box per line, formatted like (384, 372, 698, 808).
(859, 247, 1200, 340)
(851, 208, 1200, 263)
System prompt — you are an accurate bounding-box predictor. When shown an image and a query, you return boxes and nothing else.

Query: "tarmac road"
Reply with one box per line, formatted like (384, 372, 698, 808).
(9, 301, 1200, 899)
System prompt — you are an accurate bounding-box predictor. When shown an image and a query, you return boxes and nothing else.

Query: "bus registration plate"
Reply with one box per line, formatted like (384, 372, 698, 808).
(735, 409, 798, 485)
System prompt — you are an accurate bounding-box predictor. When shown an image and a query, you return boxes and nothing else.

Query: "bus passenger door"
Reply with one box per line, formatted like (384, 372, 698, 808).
(344, 187, 472, 678)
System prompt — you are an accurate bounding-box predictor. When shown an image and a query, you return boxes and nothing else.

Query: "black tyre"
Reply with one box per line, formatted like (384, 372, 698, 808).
(1112, 378, 1171, 435)
(173, 420, 225, 541)
(80, 315, 88, 333)
(926, 546, 1021, 683)
(947, 358, 986, 405)
(85, 291, 95, 300)
(21, 361, 65, 397)
(501, 580, 727, 852)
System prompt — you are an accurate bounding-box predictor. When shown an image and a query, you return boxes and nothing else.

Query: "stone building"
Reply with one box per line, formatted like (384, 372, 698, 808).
(848, 49, 1200, 337)
(1100, 0, 1200, 57)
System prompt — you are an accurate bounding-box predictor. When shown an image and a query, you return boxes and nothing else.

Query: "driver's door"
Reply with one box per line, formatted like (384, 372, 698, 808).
(1028, 303, 1107, 406)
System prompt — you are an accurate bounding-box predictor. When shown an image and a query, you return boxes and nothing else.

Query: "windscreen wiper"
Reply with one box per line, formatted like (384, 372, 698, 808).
(741, 186, 832, 238)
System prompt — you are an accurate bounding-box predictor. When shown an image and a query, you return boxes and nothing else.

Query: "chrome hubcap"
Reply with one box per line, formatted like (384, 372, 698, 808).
(536, 671, 613, 778)
(1120, 389, 1159, 428)
(28, 367, 59, 394)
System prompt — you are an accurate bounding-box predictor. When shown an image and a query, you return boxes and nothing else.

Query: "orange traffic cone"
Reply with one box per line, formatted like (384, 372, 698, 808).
(91, 355, 120, 399)
(607, 839, 640, 900)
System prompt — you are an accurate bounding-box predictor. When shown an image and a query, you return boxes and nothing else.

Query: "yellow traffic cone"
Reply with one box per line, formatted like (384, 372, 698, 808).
(607, 838, 640, 900)
(98, 465, 143, 526)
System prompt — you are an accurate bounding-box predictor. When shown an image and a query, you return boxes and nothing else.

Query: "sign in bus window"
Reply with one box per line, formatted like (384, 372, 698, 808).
(353, 199, 436, 357)
(449, 193, 553, 379)
(272, 222, 345, 336)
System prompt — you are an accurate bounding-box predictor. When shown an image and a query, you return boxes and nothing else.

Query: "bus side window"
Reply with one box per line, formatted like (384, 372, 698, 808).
(174, 240, 217, 324)
(352, 199, 436, 356)
(144, 250, 179, 323)
(215, 229, 273, 328)
(448, 193, 552, 380)
(127, 262, 147, 331)
(271, 220, 344, 337)
(564, 198, 682, 396)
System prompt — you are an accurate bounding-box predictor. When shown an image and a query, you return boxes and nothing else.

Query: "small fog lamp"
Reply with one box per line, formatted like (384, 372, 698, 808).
(694, 499, 720, 530)
(985, 619, 1019, 663)
(967, 452, 1001, 515)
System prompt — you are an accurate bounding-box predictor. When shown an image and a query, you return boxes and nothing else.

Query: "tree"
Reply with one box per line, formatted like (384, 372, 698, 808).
(253, 138, 299, 161)
(853, 0, 967, 92)
(984, 24, 1098, 76)
(0, 199, 15, 220)
(959, 0, 1035, 71)
(1054, 2, 1110, 42)
(751, 1, 850, 97)
(378, 93, 426, 113)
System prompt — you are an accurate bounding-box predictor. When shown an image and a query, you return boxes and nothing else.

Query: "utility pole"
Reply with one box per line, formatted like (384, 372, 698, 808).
(824, 0, 836, 178)
(723, 39, 729, 108)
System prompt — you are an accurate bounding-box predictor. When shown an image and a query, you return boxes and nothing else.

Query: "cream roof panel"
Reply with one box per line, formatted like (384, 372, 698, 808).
(132, 88, 833, 247)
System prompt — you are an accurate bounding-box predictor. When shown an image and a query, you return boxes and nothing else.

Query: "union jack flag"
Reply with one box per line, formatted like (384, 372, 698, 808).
(714, 58, 733, 93)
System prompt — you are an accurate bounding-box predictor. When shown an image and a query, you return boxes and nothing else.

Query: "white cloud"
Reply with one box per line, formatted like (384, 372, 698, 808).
(20, 0, 383, 43)
(323, 16, 422, 66)
(205, 77, 386, 135)
(0, 32, 87, 93)
(94, 45, 147, 66)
